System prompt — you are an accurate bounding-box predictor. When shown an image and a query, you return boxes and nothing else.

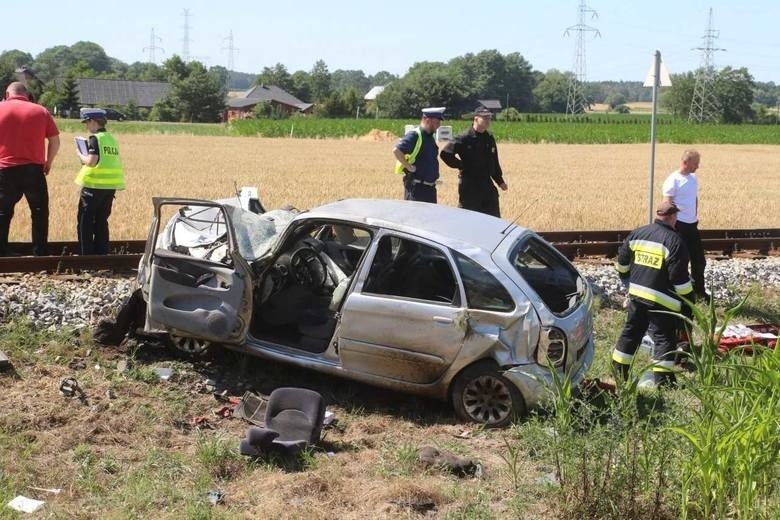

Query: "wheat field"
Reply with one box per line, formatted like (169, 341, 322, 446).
(6, 134, 779, 241)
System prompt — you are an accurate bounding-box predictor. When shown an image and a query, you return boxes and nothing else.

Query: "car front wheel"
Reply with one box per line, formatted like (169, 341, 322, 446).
(451, 361, 526, 427)
(168, 334, 213, 356)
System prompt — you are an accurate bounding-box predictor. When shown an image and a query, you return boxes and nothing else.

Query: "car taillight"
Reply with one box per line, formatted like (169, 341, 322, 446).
(537, 327, 567, 367)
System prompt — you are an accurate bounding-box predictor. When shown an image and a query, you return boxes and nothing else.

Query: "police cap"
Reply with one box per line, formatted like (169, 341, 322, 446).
(473, 107, 493, 118)
(421, 107, 446, 120)
(80, 108, 107, 122)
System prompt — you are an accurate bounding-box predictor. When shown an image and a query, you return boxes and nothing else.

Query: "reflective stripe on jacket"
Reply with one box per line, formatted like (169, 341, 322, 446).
(394, 127, 422, 174)
(75, 131, 125, 190)
(615, 220, 693, 311)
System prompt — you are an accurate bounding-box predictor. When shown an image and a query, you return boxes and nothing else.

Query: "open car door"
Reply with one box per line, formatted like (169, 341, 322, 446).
(141, 198, 253, 344)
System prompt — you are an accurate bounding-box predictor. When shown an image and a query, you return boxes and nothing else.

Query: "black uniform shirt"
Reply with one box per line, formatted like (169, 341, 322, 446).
(440, 127, 504, 186)
(86, 128, 107, 159)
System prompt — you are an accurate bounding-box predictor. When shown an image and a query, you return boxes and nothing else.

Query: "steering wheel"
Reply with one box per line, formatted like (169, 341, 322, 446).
(289, 246, 328, 291)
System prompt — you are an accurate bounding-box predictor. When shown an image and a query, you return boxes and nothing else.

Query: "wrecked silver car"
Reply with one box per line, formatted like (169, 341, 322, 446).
(138, 198, 594, 426)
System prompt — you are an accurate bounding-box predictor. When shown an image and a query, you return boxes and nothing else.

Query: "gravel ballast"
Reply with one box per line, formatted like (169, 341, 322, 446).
(1, 257, 779, 330)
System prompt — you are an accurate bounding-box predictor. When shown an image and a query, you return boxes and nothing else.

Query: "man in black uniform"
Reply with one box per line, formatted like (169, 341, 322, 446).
(612, 200, 694, 388)
(440, 107, 508, 217)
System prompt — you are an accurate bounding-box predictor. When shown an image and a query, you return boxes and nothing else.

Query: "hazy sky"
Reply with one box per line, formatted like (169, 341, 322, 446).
(3, 0, 778, 82)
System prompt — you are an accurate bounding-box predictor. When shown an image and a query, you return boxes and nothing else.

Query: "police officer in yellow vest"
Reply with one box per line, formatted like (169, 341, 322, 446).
(75, 108, 125, 255)
(392, 107, 444, 203)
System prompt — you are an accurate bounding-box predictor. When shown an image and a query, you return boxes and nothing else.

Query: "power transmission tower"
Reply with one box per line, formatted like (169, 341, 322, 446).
(222, 30, 239, 89)
(143, 28, 164, 64)
(181, 8, 192, 62)
(688, 8, 725, 123)
(564, 0, 600, 115)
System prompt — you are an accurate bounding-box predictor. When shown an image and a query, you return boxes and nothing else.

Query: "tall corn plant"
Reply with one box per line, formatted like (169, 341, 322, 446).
(529, 360, 681, 519)
(670, 296, 780, 519)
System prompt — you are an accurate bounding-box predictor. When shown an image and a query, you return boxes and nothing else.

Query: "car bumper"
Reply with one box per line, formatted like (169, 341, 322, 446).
(502, 336, 594, 410)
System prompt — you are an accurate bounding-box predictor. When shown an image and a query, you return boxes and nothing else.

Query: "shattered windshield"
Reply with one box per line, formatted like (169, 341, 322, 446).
(225, 205, 296, 260)
(158, 201, 297, 262)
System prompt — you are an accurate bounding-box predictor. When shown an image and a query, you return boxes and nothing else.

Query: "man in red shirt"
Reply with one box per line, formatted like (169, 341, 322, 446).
(0, 82, 60, 256)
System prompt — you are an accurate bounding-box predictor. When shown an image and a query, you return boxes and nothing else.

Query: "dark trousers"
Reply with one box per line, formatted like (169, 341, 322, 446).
(676, 220, 707, 297)
(77, 188, 115, 255)
(458, 179, 500, 218)
(0, 164, 49, 256)
(613, 299, 678, 371)
(403, 177, 437, 203)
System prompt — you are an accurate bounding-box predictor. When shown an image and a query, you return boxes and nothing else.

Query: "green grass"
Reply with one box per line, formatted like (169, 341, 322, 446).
(55, 116, 780, 144)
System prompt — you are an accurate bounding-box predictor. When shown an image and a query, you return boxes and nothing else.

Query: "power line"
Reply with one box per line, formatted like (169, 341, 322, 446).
(689, 7, 725, 123)
(564, 0, 601, 115)
(142, 27, 164, 64)
(181, 8, 192, 62)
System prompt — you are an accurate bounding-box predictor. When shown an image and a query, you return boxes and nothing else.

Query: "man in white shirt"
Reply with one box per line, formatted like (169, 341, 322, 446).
(662, 149, 709, 302)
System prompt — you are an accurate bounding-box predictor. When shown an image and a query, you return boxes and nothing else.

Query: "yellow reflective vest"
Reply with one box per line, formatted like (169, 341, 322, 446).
(75, 131, 126, 190)
(394, 127, 423, 174)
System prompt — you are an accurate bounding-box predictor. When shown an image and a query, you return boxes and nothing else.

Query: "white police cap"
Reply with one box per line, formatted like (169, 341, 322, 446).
(421, 107, 446, 120)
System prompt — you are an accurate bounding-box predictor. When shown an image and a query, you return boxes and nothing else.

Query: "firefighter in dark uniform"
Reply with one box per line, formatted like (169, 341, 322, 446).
(440, 107, 508, 217)
(75, 108, 125, 255)
(612, 200, 694, 388)
(392, 107, 444, 203)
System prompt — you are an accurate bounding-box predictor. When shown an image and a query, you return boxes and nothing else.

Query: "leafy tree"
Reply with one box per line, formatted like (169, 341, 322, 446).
(309, 60, 332, 102)
(158, 61, 225, 122)
(496, 107, 522, 121)
(715, 67, 754, 123)
(605, 92, 627, 109)
(342, 88, 363, 116)
(252, 101, 288, 119)
(70, 41, 111, 74)
(255, 63, 293, 92)
(32, 45, 76, 83)
(0, 50, 34, 70)
(162, 55, 188, 82)
(331, 70, 370, 94)
(124, 62, 166, 82)
(661, 71, 696, 117)
(368, 70, 397, 86)
(532, 70, 571, 113)
(58, 73, 81, 116)
(290, 70, 312, 101)
(378, 61, 467, 118)
(123, 99, 140, 120)
(0, 61, 15, 93)
(318, 91, 347, 117)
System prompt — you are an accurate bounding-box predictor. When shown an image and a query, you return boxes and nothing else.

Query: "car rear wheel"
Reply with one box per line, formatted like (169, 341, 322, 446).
(169, 334, 212, 356)
(451, 361, 526, 427)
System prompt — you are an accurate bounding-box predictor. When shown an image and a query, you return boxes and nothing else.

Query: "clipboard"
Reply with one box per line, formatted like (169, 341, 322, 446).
(75, 136, 89, 156)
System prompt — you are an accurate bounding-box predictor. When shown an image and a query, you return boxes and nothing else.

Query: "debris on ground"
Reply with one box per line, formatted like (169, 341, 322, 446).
(0, 350, 11, 371)
(152, 367, 173, 381)
(417, 446, 481, 478)
(28, 487, 61, 495)
(232, 391, 268, 426)
(59, 377, 87, 403)
(206, 490, 225, 506)
(7, 495, 45, 513)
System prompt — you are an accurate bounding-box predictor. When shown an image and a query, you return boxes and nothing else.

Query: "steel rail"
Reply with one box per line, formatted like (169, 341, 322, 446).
(1, 228, 778, 273)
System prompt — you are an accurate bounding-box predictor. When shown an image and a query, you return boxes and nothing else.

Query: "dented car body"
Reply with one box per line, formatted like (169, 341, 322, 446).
(139, 198, 594, 426)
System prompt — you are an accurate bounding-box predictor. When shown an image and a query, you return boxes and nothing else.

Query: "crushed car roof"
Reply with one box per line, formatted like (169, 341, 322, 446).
(303, 199, 526, 252)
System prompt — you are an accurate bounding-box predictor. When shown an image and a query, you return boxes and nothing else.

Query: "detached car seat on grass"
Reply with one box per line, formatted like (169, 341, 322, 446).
(239, 387, 326, 457)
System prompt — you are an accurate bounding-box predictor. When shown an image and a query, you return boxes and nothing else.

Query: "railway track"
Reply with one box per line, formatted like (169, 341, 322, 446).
(1, 229, 778, 274)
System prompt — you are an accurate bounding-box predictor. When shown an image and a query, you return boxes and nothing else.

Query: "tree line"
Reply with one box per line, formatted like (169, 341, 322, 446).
(1, 42, 778, 123)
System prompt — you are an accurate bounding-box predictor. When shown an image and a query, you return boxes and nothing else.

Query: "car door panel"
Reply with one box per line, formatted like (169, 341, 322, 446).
(337, 231, 467, 385)
(143, 199, 252, 344)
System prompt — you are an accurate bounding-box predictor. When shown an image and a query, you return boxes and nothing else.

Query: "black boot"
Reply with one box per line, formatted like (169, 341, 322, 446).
(612, 360, 630, 382)
(653, 372, 677, 389)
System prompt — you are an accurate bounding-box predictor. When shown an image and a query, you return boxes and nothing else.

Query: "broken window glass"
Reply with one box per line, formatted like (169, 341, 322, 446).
(363, 235, 458, 305)
(453, 251, 514, 312)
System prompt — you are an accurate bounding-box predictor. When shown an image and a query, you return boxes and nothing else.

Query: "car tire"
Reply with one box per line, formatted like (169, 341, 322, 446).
(168, 334, 213, 356)
(451, 361, 526, 427)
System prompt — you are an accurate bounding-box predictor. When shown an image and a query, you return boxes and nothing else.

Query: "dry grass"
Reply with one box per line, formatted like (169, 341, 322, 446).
(7, 134, 779, 241)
